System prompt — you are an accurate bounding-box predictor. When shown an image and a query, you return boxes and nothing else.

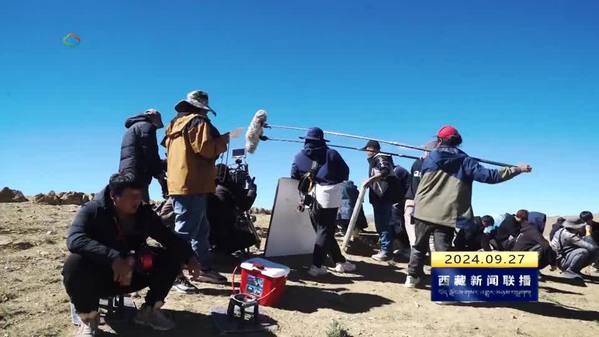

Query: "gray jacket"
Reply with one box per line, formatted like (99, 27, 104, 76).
(550, 227, 598, 257)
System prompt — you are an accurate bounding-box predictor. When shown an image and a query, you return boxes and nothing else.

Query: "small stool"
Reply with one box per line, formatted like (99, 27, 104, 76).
(226, 293, 260, 325)
(70, 295, 136, 326)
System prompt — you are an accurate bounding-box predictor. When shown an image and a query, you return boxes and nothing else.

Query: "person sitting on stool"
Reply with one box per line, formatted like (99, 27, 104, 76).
(62, 173, 202, 336)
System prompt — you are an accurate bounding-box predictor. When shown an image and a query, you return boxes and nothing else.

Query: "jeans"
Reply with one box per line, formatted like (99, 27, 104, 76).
(373, 201, 394, 254)
(407, 219, 455, 277)
(63, 248, 179, 313)
(558, 248, 593, 273)
(311, 207, 346, 267)
(173, 194, 211, 266)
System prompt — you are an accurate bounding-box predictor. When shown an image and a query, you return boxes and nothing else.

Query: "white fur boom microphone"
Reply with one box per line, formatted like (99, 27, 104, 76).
(245, 109, 268, 154)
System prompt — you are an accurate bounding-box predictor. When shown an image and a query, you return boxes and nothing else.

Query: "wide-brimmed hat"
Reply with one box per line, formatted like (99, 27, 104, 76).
(174, 90, 217, 115)
(562, 218, 586, 230)
(300, 127, 329, 142)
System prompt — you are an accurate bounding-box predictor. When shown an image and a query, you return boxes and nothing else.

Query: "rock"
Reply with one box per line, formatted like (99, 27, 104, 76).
(59, 191, 87, 205)
(11, 240, 34, 250)
(33, 191, 61, 205)
(0, 187, 28, 203)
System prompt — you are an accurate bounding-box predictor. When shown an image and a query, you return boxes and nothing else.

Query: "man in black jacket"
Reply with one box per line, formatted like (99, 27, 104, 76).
(119, 109, 168, 202)
(362, 140, 398, 261)
(513, 212, 556, 270)
(403, 140, 437, 248)
(495, 210, 528, 251)
(62, 174, 202, 336)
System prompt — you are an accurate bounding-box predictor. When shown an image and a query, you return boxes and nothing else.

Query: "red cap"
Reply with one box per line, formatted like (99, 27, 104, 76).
(437, 125, 460, 140)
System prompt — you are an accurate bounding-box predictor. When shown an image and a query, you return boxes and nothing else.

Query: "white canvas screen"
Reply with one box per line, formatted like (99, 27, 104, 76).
(264, 178, 316, 257)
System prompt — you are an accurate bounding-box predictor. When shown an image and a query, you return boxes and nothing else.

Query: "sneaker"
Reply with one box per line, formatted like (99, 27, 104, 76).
(371, 251, 392, 262)
(393, 248, 411, 259)
(192, 269, 227, 284)
(75, 312, 99, 337)
(172, 275, 199, 294)
(404, 275, 422, 288)
(307, 265, 328, 277)
(134, 301, 176, 331)
(334, 261, 356, 273)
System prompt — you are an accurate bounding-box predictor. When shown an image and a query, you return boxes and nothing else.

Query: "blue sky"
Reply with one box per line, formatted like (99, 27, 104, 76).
(1, 0, 598, 216)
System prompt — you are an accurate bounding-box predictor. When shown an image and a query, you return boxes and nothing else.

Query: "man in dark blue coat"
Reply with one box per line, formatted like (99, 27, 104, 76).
(291, 127, 356, 277)
(119, 109, 168, 202)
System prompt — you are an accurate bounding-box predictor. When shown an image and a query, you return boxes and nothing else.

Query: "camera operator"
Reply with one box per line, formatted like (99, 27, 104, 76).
(62, 173, 202, 336)
(207, 161, 258, 254)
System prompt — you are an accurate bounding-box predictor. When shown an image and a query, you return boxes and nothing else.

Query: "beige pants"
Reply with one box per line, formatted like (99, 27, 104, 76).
(404, 200, 416, 246)
(404, 199, 436, 252)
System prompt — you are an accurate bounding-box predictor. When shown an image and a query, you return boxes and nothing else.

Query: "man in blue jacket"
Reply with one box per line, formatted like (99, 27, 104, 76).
(405, 125, 532, 287)
(119, 109, 168, 201)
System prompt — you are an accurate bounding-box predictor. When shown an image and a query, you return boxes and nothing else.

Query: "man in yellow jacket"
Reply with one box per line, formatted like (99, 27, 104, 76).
(163, 90, 242, 284)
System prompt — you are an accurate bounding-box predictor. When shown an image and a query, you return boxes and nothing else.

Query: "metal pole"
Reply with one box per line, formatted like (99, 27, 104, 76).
(261, 136, 420, 161)
(265, 124, 515, 167)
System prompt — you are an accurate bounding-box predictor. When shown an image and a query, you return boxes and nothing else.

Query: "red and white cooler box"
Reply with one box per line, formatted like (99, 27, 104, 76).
(239, 258, 290, 307)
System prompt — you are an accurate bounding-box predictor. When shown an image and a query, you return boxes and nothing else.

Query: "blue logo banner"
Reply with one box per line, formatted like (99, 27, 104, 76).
(431, 268, 538, 302)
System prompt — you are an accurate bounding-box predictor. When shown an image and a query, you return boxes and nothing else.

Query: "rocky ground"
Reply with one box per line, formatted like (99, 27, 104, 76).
(0, 202, 598, 337)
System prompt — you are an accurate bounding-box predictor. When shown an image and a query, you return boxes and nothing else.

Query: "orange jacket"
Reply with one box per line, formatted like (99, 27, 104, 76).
(163, 113, 229, 195)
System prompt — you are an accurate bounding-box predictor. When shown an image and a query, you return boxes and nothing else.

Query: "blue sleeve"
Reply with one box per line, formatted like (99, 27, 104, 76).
(329, 150, 349, 181)
(291, 153, 302, 179)
(291, 162, 300, 179)
(463, 157, 519, 184)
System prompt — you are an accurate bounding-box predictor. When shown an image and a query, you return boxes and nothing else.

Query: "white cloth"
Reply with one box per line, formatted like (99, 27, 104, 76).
(314, 183, 344, 209)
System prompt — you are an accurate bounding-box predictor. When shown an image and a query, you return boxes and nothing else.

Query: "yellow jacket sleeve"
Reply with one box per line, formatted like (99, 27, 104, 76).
(187, 121, 229, 159)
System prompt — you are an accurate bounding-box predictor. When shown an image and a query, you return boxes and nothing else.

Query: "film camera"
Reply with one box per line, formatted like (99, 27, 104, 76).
(222, 148, 254, 190)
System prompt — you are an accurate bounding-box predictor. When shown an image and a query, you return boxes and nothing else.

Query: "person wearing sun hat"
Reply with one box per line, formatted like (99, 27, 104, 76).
(550, 217, 599, 279)
(405, 125, 533, 288)
(162, 90, 243, 285)
(291, 127, 357, 277)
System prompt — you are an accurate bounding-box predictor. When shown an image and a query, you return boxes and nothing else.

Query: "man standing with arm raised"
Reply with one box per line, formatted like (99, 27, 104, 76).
(405, 125, 532, 288)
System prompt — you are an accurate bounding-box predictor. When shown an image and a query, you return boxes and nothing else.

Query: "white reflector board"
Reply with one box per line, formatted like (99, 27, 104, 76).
(264, 178, 316, 257)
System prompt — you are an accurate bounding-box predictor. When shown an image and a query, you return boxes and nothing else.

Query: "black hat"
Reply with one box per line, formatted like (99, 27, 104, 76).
(300, 127, 329, 142)
(361, 140, 381, 151)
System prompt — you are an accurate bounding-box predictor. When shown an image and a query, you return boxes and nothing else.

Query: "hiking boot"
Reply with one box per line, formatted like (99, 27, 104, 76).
(134, 301, 176, 331)
(307, 265, 328, 277)
(334, 261, 356, 273)
(371, 251, 392, 262)
(172, 275, 199, 294)
(404, 275, 422, 288)
(74, 311, 99, 337)
(192, 269, 227, 284)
